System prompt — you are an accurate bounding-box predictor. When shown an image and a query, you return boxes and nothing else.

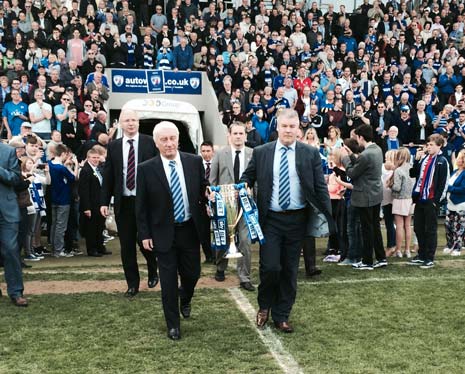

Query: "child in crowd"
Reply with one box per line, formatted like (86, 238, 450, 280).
(389, 147, 415, 258)
(409, 134, 449, 268)
(48, 144, 79, 258)
(323, 149, 346, 263)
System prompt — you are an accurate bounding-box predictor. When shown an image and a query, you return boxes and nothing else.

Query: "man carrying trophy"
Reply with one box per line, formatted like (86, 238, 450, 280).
(209, 122, 255, 291)
(240, 109, 334, 333)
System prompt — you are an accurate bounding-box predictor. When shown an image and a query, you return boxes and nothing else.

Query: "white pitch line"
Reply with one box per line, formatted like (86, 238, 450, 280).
(298, 274, 465, 286)
(228, 288, 304, 374)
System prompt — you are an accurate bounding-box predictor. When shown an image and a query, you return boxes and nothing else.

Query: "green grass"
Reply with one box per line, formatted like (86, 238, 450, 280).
(0, 290, 280, 374)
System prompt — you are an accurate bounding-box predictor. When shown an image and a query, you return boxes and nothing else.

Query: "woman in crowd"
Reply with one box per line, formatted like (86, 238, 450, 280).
(444, 149, 465, 256)
(382, 150, 397, 257)
(324, 125, 344, 156)
(390, 148, 415, 258)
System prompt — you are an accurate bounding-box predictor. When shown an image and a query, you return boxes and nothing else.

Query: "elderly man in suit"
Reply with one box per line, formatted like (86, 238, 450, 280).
(136, 121, 208, 340)
(341, 124, 386, 270)
(241, 109, 333, 333)
(101, 109, 158, 297)
(210, 122, 254, 291)
(0, 142, 27, 306)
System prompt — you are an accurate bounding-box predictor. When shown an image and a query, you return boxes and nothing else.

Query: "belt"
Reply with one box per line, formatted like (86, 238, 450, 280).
(174, 219, 192, 228)
(269, 208, 306, 215)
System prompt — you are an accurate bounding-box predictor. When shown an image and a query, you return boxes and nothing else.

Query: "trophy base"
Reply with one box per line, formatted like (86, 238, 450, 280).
(225, 252, 244, 259)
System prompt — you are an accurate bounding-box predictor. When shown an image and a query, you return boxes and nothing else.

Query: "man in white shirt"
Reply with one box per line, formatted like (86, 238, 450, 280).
(28, 89, 52, 139)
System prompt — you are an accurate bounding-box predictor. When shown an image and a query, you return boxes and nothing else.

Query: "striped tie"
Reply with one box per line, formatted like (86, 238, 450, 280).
(170, 160, 185, 223)
(126, 139, 135, 190)
(278, 146, 290, 210)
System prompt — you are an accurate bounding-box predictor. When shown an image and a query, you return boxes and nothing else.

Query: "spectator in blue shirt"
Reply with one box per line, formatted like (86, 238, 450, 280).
(173, 37, 194, 71)
(48, 144, 79, 257)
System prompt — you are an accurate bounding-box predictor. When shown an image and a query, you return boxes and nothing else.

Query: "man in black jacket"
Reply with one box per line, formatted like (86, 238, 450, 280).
(240, 109, 333, 333)
(136, 121, 208, 340)
(101, 109, 158, 297)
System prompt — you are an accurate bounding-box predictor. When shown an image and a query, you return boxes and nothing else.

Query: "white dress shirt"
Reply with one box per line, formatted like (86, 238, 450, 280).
(122, 133, 139, 196)
(161, 152, 191, 222)
(231, 145, 245, 179)
(270, 140, 306, 212)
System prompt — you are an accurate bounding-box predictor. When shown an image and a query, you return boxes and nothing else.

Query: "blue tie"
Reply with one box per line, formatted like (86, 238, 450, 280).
(278, 146, 290, 210)
(169, 160, 185, 223)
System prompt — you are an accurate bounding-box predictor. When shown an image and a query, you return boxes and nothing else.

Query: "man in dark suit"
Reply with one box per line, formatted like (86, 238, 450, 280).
(341, 124, 386, 270)
(79, 147, 108, 257)
(199, 141, 214, 264)
(61, 105, 87, 156)
(0, 142, 27, 306)
(101, 109, 158, 297)
(136, 121, 208, 340)
(240, 109, 333, 333)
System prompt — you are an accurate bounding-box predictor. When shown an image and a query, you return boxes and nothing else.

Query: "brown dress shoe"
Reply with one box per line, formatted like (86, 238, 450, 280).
(274, 321, 294, 333)
(11, 296, 28, 307)
(256, 309, 269, 328)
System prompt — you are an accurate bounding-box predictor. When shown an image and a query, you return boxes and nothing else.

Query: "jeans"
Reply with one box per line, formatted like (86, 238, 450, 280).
(346, 202, 362, 261)
(51, 205, 70, 254)
(0, 215, 24, 298)
(19, 208, 37, 256)
(382, 204, 396, 248)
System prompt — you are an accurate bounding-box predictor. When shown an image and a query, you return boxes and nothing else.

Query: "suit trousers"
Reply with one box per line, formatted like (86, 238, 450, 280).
(0, 215, 24, 298)
(80, 210, 105, 254)
(216, 218, 251, 282)
(302, 236, 316, 274)
(357, 204, 385, 265)
(258, 210, 306, 323)
(156, 221, 201, 330)
(414, 201, 438, 262)
(116, 197, 158, 289)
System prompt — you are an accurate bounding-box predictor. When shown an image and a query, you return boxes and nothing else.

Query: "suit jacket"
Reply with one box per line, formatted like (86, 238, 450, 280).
(447, 170, 465, 205)
(101, 133, 158, 216)
(135, 152, 208, 252)
(342, 143, 384, 207)
(78, 162, 102, 212)
(210, 146, 253, 185)
(62, 119, 87, 155)
(240, 141, 334, 236)
(0, 143, 21, 223)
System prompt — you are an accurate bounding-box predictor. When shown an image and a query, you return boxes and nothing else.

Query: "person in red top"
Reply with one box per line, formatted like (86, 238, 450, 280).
(78, 100, 97, 138)
(293, 66, 312, 96)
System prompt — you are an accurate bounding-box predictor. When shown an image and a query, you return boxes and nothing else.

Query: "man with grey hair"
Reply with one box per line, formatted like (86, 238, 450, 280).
(136, 121, 208, 341)
(240, 109, 333, 333)
(101, 109, 159, 298)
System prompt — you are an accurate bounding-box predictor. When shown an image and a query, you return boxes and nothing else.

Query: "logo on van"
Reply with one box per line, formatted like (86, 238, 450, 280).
(113, 75, 124, 87)
(189, 77, 200, 90)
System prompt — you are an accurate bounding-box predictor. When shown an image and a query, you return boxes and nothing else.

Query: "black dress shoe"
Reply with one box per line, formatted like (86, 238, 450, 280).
(240, 282, 255, 291)
(88, 252, 103, 257)
(274, 321, 294, 333)
(214, 270, 225, 282)
(167, 328, 181, 340)
(148, 276, 159, 289)
(306, 268, 322, 277)
(180, 302, 191, 319)
(100, 250, 112, 255)
(124, 288, 139, 298)
(21, 261, 32, 268)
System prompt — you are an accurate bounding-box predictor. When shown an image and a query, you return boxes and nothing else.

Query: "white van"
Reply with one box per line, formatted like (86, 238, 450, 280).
(117, 97, 203, 153)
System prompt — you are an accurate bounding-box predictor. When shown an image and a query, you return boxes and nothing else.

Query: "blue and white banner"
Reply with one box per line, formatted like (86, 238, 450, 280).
(111, 69, 202, 95)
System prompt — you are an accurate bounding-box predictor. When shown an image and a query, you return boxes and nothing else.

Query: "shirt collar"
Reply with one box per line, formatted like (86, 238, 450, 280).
(161, 151, 181, 165)
(231, 145, 244, 154)
(123, 133, 139, 144)
(276, 139, 296, 151)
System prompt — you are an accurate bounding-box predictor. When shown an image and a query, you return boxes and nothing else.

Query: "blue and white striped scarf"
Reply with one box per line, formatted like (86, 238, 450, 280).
(413, 155, 437, 201)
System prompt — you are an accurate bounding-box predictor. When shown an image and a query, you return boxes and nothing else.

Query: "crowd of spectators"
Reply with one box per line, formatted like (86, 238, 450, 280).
(2, 0, 465, 269)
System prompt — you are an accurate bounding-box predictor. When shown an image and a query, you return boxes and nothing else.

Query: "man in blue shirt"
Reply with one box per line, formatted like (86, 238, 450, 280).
(173, 37, 194, 71)
(2, 89, 28, 137)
